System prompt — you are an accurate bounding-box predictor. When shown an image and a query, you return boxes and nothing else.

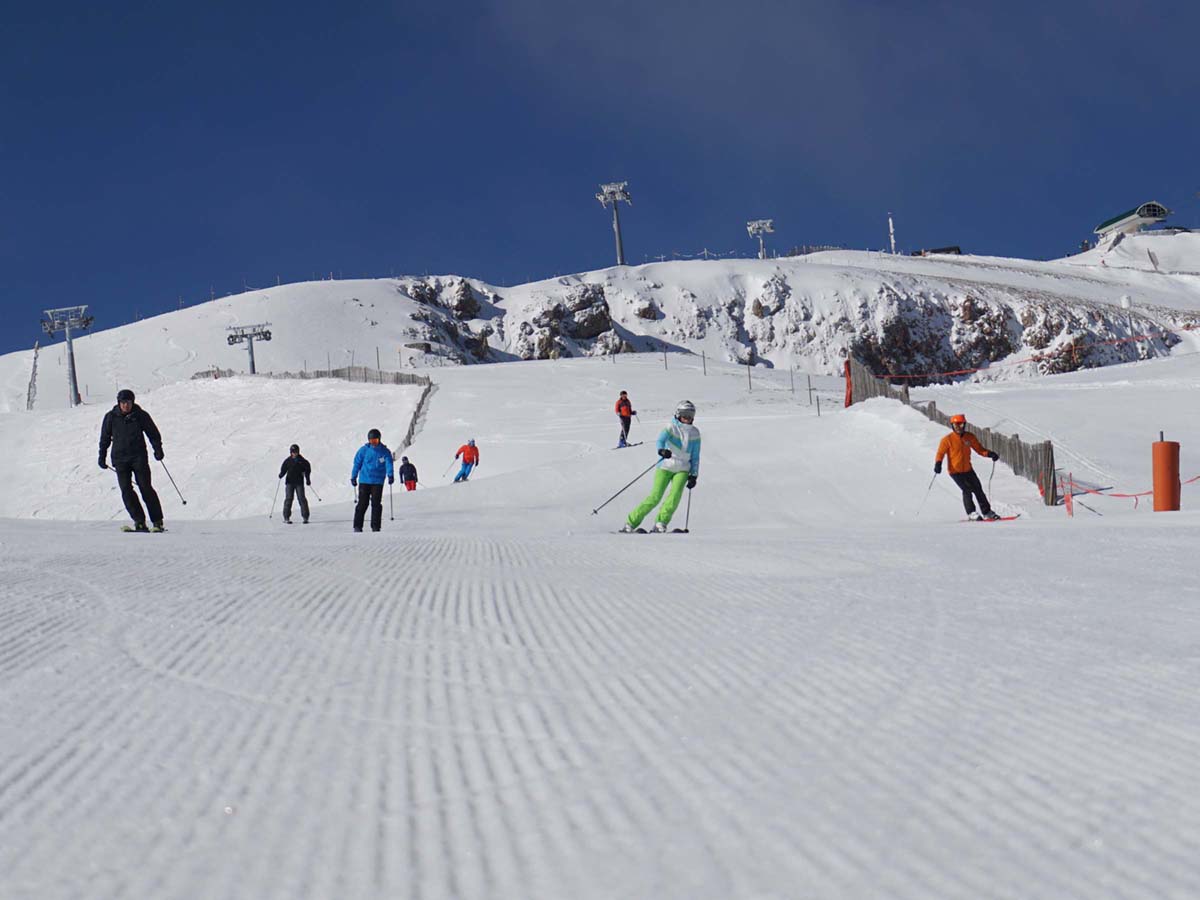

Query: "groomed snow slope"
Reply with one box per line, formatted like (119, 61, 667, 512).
(3, 354, 1200, 899)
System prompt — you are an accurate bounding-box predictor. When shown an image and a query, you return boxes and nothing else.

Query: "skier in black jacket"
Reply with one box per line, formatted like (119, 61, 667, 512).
(278, 443, 312, 523)
(98, 388, 166, 532)
(398, 456, 418, 491)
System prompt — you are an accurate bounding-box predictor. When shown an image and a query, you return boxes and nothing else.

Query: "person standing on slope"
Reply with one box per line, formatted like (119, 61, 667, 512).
(453, 439, 479, 483)
(621, 400, 701, 533)
(278, 443, 312, 524)
(935, 414, 1000, 520)
(614, 391, 636, 448)
(351, 428, 394, 532)
(98, 388, 167, 533)
(398, 456, 418, 491)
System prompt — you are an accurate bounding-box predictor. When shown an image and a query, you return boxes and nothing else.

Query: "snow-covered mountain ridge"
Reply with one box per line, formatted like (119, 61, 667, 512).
(5, 232, 1199, 412)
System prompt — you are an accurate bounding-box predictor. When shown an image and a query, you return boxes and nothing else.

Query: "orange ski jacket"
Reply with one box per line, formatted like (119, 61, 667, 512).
(935, 431, 990, 474)
(615, 397, 632, 417)
(456, 444, 480, 465)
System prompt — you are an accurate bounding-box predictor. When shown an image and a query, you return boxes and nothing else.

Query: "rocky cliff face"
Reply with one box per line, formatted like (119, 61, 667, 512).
(393, 241, 1200, 380)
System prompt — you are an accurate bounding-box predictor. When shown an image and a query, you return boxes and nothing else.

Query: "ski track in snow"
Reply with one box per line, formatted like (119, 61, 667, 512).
(3, 356, 1200, 898)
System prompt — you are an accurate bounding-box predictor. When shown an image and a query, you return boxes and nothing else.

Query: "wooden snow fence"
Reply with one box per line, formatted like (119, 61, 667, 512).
(844, 357, 1057, 505)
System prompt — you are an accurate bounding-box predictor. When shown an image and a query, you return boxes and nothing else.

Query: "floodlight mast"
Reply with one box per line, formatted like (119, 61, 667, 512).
(41, 305, 94, 407)
(596, 182, 632, 265)
(746, 219, 775, 260)
(226, 323, 273, 374)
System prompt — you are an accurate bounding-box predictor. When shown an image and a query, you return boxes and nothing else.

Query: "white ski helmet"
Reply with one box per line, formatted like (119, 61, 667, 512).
(675, 400, 696, 421)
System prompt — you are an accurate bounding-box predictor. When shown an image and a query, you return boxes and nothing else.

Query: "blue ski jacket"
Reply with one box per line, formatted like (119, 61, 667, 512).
(351, 443, 394, 484)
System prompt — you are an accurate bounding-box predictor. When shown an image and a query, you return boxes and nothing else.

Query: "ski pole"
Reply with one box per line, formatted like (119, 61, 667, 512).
(269, 478, 281, 518)
(682, 486, 692, 533)
(988, 459, 996, 495)
(159, 460, 187, 505)
(389, 482, 395, 520)
(308, 483, 322, 502)
(443, 459, 456, 478)
(591, 460, 657, 515)
(915, 473, 937, 518)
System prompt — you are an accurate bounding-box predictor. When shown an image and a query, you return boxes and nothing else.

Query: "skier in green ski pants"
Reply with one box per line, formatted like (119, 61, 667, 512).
(622, 400, 701, 533)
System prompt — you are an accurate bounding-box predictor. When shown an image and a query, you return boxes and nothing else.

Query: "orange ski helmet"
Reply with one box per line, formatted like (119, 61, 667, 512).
(950, 414, 967, 427)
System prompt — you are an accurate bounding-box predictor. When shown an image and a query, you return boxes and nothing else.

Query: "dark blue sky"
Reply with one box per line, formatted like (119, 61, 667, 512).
(4, 0, 1198, 353)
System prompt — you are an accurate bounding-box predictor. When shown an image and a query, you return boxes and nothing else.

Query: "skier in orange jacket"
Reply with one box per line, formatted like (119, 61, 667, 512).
(453, 439, 479, 482)
(614, 391, 636, 447)
(935, 414, 1000, 520)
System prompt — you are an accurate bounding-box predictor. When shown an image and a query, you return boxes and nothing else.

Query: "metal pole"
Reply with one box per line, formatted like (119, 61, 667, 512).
(702, 351, 706, 376)
(247, 336, 256, 374)
(746, 362, 751, 391)
(612, 202, 625, 265)
(916, 473, 936, 518)
(816, 395, 821, 417)
(807, 374, 814, 406)
(663, 346, 668, 370)
(64, 323, 82, 406)
(591, 460, 657, 515)
(789, 366, 795, 394)
(269, 478, 281, 518)
(159, 461, 187, 505)
(376, 346, 381, 371)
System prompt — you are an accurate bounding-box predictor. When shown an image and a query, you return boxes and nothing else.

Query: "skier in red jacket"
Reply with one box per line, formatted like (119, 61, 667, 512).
(614, 391, 636, 447)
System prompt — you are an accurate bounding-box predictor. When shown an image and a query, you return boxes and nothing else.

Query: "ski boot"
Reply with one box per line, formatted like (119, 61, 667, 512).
(652, 522, 668, 533)
(981, 510, 1001, 521)
(966, 511, 981, 521)
(150, 522, 167, 533)
(122, 522, 151, 533)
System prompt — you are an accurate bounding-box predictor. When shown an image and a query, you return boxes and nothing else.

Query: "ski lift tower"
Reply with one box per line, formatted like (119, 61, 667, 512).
(747, 219, 774, 260)
(41, 305, 94, 407)
(226, 323, 272, 374)
(596, 182, 632, 265)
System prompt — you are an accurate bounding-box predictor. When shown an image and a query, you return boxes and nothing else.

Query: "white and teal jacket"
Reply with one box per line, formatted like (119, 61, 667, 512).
(656, 417, 701, 476)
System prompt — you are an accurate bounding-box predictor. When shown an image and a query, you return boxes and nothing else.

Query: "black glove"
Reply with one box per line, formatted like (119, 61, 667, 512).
(154, 449, 164, 461)
(658, 448, 672, 459)
(933, 461, 942, 475)
(631, 410, 637, 415)
(387, 476, 394, 484)
(988, 451, 999, 461)
(687, 475, 697, 489)
(306, 478, 311, 486)
(351, 479, 357, 487)
(98, 455, 108, 470)
(279, 473, 284, 479)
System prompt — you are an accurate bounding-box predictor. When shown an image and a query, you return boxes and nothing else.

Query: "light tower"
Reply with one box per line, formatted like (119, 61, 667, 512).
(41, 305, 94, 407)
(596, 182, 632, 265)
(746, 219, 774, 260)
(226, 323, 272, 374)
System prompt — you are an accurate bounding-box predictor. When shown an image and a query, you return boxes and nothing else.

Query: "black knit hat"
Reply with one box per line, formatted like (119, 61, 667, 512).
(367, 428, 382, 440)
(117, 389, 135, 403)
(290, 444, 300, 453)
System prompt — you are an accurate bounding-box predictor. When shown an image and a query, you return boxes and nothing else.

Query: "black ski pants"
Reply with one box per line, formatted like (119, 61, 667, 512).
(354, 483, 384, 531)
(950, 469, 992, 516)
(115, 456, 164, 526)
(619, 415, 631, 442)
(283, 483, 309, 521)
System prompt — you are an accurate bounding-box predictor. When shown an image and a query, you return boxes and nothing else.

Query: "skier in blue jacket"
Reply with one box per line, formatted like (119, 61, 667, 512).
(621, 400, 701, 533)
(350, 428, 394, 532)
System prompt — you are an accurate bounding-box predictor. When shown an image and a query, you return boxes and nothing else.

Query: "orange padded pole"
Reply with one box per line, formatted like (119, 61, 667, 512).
(1152, 435, 1180, 512)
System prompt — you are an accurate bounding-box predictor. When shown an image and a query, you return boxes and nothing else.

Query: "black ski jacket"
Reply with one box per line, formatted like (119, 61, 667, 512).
(398, 462, 418, 482)
(99, 404, 163, 463)
(279, 454, 312, 485)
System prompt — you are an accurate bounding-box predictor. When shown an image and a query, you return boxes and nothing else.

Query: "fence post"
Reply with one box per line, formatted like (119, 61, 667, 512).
(663, 346, 668, 370)
(746, 362, 752, 392)
(790, 366, 795, 394)
(816, 395, 821, 417)
(808, 374, 814, 406)
(702, 351, 706, 375)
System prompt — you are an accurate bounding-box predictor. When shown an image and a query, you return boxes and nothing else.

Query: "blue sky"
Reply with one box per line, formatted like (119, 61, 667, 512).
(3, 0, 1198, 354)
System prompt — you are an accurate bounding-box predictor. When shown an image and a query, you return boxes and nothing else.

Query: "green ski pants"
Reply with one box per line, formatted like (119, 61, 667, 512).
(627, 468, 689, 528)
